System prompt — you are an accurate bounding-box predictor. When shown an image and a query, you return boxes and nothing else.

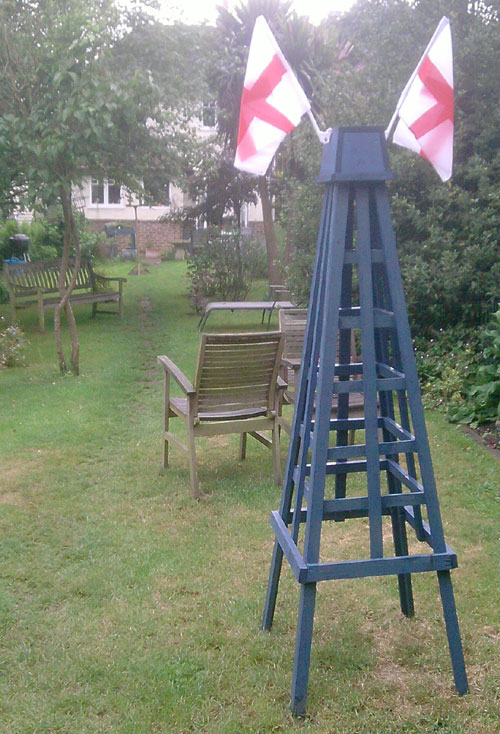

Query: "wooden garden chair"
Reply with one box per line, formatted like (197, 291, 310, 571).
(157, 331, 286, 498)
(278, 308, 365, 441)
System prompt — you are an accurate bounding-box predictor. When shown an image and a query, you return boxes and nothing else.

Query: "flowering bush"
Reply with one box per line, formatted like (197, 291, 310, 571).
(0, 318, 27, 368)
(186, 228, 257, 312)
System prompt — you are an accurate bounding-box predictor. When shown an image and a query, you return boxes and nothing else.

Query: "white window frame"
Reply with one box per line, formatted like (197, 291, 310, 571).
(88, 178, 124, 207)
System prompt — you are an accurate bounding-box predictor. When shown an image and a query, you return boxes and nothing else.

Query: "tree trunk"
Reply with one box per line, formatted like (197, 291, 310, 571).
(258, 175, 282, 287)
(284, 220, 293, 269)
(54, 184, 81, 375)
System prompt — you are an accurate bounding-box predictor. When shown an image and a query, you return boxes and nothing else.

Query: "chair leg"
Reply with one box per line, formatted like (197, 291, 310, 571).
(162, 374, 170, 469)
(185, 424, 201, 499)
(272, 420, 282, 485)
(348, 429, 356, 445)
(239, 432, 247, 460)
(162, 430, 169, 469)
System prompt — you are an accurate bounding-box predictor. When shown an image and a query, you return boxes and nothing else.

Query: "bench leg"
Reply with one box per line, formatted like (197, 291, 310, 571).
(38, 294, 45, 332)
(239, 432, 247, 460)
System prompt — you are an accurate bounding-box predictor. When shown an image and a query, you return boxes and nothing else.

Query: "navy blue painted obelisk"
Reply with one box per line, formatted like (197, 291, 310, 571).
(262, 127, 467, 716)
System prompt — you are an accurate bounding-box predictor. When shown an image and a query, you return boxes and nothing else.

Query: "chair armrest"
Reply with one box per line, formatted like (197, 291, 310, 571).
(277, 376, 288, 391)
(282, 357, 301, 370)
(157, 355, 196, 395)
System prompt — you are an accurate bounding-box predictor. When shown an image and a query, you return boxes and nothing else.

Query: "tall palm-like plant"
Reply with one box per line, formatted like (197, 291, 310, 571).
(211, 0, 349, 284)
(211, 0, 293, 285)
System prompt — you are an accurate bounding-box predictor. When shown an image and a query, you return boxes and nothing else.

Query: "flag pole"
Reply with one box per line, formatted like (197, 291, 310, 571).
(307, 109, 331, 144)
(385, 16, 449, 139)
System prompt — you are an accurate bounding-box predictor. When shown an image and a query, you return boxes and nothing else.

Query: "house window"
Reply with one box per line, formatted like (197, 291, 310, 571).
(90, 178, 122, 206)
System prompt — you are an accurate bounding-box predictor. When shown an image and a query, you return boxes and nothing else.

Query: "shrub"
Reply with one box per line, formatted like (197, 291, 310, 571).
(450, 310, 500, 427)
(414, 326, 481, 418)
(186, 228, 255, 311)
(0, 211, 106, 264)
(78, 222, 106, 262)
(245, 238, 268, 280)
(284, 251, 314, 307)
(29, 215, 64, 257)
(0, 283, 9, 303)
(279, 181, 322, 306)
(0, 318, 27, 368)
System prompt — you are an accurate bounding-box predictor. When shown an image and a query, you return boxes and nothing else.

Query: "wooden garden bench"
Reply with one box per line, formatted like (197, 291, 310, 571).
(5, 259, 126, 331)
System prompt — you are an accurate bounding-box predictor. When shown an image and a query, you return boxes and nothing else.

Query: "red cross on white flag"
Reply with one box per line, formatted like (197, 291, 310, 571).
(234, 16, 311, 176)
(388, 17, 454, 181)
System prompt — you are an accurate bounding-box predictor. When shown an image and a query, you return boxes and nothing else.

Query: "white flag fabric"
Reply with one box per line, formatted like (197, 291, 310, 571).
(234, 15, 311, 176)
(391, 17, 454, 181)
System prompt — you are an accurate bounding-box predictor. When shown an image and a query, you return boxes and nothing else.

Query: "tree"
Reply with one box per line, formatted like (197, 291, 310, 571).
(284, 0, 500, 335)
(0, 0, 164, 373)
(110, 14, 216, 208)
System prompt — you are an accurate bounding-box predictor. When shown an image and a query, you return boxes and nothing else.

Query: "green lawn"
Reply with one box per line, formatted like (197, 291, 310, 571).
(0, 261, 499, 733)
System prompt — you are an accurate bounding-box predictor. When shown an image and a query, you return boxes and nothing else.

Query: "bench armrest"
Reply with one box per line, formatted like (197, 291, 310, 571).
(94, 274, 127, 284)
(157, 355, 196, 395)
(277, 376, 288, 391)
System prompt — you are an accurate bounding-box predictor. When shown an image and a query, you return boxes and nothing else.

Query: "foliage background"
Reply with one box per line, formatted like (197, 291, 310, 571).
(282, 1, 500, 339)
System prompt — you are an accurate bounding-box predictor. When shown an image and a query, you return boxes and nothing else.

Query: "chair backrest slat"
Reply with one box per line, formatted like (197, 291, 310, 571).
(279, 309, 308, 363)
(279, 308, 359, 363)
(278, 308, 360, 404)
(195, 332, 284, 416)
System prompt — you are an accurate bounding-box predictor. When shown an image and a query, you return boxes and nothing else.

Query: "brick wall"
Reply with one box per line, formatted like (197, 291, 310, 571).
(248, 221, 265, 243)
(87, 219, 184, 254)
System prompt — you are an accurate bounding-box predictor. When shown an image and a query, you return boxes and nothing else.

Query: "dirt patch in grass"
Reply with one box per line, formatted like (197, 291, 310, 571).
(472, 423, 500, 450)
(0, 491, 24, 506)
(462, 424, 500, 456)
(1, 456, 43, 496)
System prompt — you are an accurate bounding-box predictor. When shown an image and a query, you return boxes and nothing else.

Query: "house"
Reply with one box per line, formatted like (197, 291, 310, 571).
(73, 115, 265, 258)
(72, 177, 189, 259)
(14, 112, 266, 258)
(73, 175, 265, 260)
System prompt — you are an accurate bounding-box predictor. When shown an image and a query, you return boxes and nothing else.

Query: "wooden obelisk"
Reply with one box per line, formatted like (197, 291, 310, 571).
(262, 127, 468, 715)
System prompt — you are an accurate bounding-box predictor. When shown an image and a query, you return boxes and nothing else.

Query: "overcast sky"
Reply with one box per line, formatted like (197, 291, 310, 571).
(148, 0, 357, 25)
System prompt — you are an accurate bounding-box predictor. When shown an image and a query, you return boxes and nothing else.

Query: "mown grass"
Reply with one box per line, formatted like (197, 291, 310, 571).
(0, 261, 499, 733)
